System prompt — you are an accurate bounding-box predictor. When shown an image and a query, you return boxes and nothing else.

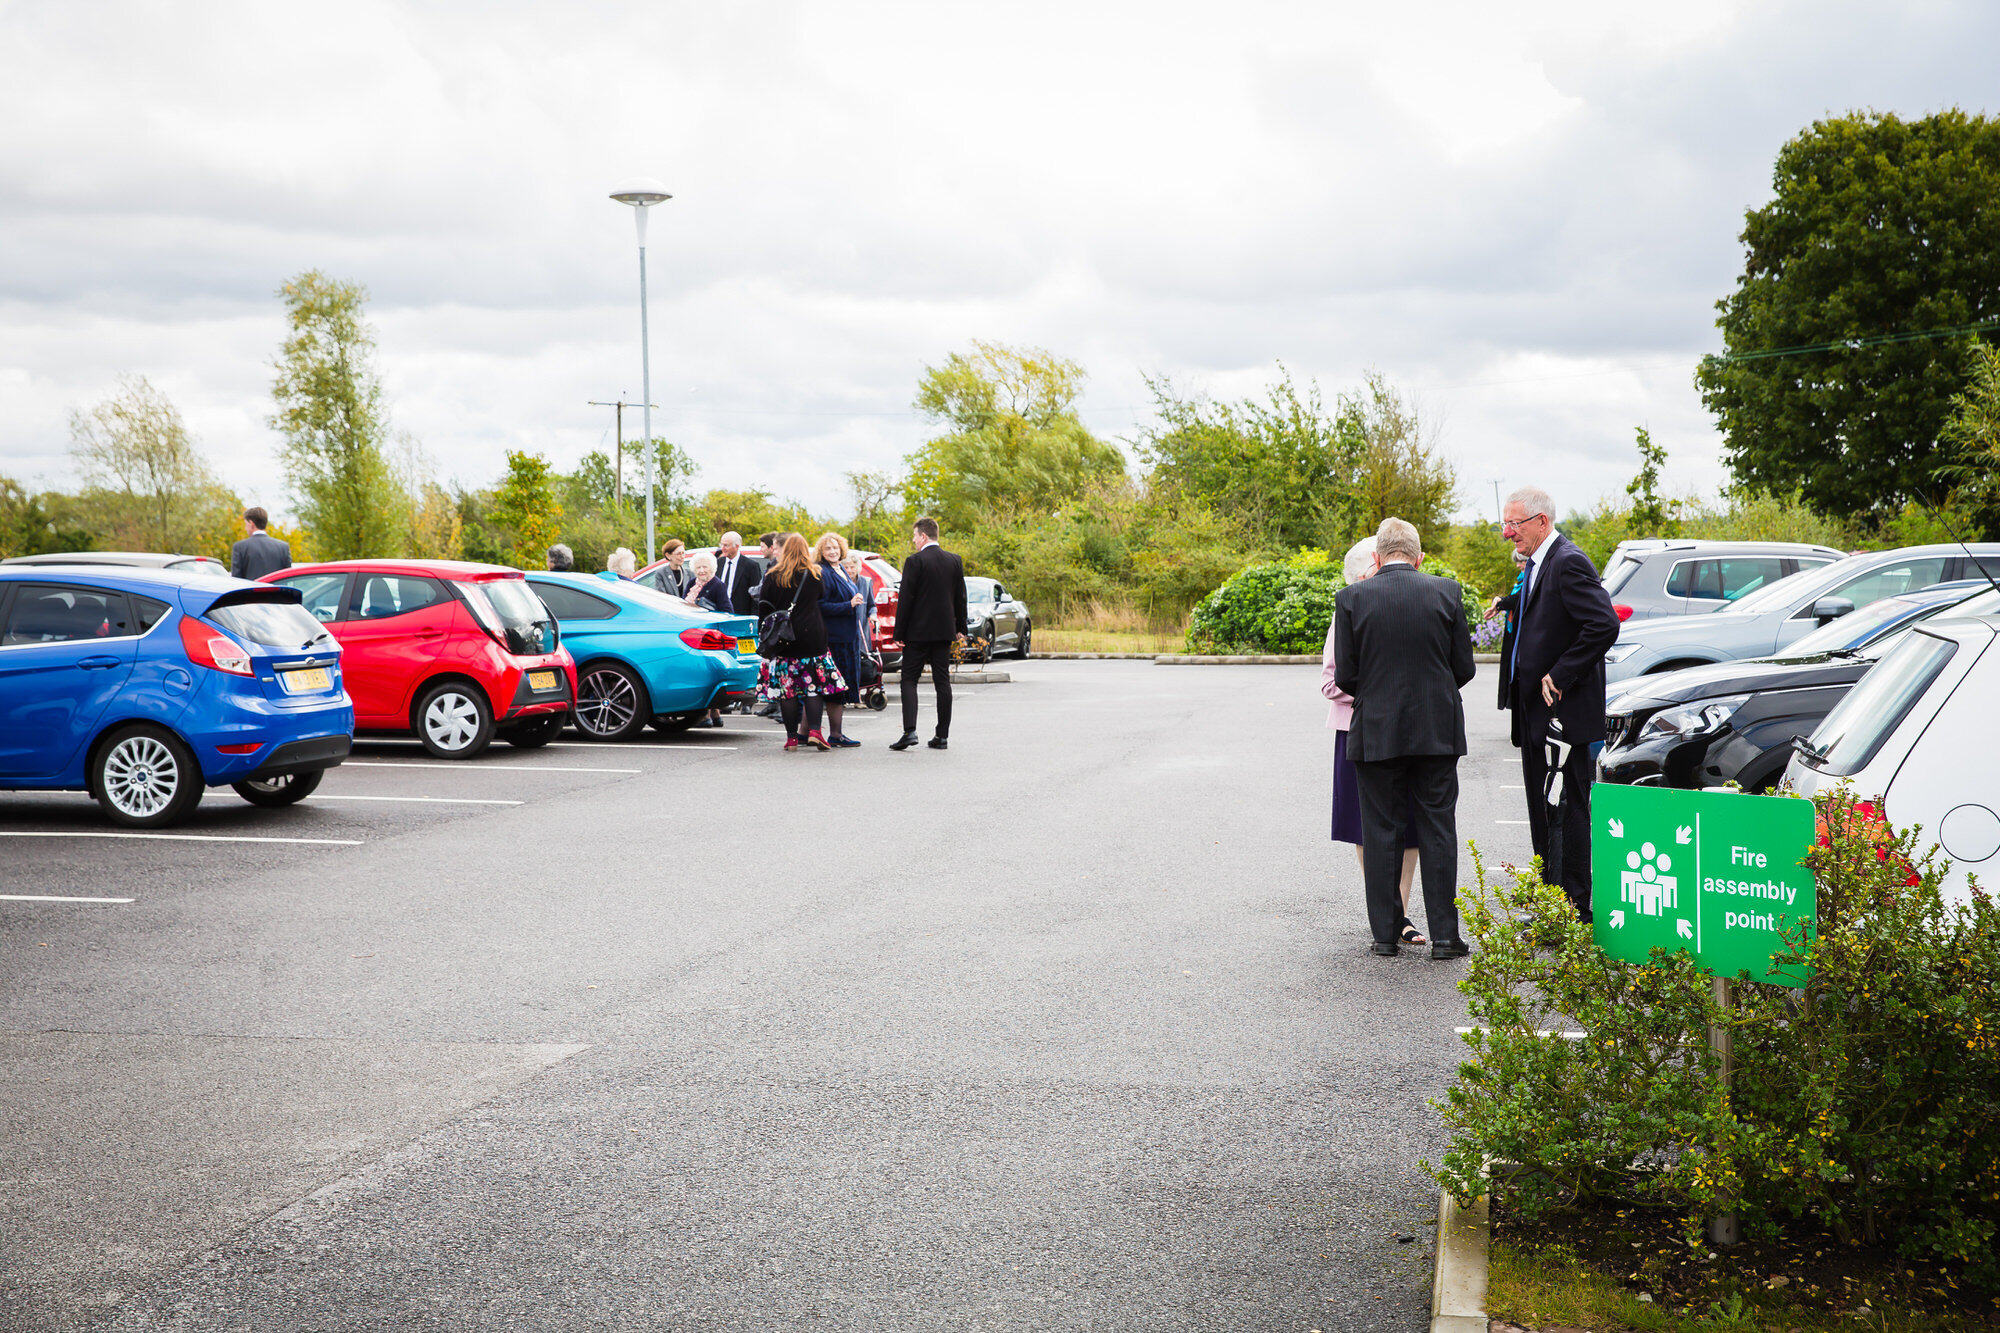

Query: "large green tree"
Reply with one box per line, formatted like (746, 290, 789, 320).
(68, 375, 241, 556)
(270, 271, 406, 558)
(905, 341, 1126, 530)
(491, 450, 563, 568)
(1696, 110, 2000, 518)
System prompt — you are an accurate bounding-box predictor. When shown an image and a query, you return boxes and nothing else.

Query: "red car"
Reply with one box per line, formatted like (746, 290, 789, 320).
(262, 560, 577, 759)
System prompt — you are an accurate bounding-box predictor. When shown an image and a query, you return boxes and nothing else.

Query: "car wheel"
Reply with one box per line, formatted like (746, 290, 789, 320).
(574, 661, 650, 741)
(92, 724, 204, 828)
(1014, 622, 1032, 659)
(232, 769, 325, 807)
(504, 714, 564, 748)
(650, 713, 699, 735)
(416, 681, 495, 759)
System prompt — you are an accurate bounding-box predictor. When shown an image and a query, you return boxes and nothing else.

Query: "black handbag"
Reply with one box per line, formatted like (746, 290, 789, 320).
(756, 574, 807, 658)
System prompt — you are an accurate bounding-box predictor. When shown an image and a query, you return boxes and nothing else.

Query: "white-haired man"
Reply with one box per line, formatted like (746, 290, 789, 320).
(1333, 517, 1477, 959)
(714, 532, 759, 616)
(1499, 485, 1619, 921)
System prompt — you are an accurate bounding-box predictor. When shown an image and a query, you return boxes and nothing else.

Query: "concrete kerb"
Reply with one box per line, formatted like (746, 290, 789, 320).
(1432, 1178, 1491, 1333)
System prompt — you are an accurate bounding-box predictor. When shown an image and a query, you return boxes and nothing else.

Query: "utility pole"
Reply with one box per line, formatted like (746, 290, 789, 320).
(588, 397, 655, 509)
(1489, 479, 1504, 526)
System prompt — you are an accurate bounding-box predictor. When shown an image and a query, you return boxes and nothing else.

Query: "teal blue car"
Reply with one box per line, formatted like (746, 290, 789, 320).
(522, 572, 758, 739)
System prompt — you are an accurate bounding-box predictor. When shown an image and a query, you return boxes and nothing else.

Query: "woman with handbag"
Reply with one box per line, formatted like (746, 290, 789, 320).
(757, 533, 847, 752)
(815, 533, 867, 747)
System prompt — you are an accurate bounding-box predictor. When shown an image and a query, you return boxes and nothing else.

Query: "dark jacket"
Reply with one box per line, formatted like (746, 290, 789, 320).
(687, 576, 733, 614)
(1502, 533, 1620, 745)
(895, 543, 967, 644)
(230, 530, 292, 580)
(819, 564, 863, 644)
(715, 551, 762, 616)
(757, 567, 827, 659)
(1492, 572, 1526, 709)
(655, 562, 690, 597)
(1333, 563, 1477, 761)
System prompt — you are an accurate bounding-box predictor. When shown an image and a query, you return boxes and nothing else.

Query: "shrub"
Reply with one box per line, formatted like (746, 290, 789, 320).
(1185, 548, 1484, 653)
(1431, 791, 2000, 1289)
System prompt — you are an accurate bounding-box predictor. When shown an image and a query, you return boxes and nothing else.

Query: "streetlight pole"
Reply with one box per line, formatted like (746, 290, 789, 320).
(609, 178, 672, 563)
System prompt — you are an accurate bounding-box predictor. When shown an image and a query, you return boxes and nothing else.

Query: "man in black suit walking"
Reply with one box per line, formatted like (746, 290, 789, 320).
(1334, 518, 1478, 958)
(229, 508, 291, 580)
(889, 516, 967, 752)
(1499, 485, 1620, 921)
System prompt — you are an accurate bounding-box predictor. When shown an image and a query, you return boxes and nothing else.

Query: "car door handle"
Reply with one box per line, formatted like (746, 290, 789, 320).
(78, 656, 123, 669)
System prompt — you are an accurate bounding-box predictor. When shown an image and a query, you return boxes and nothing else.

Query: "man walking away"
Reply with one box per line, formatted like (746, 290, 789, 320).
(230, 508, 291, 580)
(1333, 518, 1476, 959)
(1499, 485, 1619, 922)
(889, 516, 967, 752)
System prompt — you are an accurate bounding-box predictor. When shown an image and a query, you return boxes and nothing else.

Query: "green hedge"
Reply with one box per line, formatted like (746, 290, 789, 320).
(1185, 548, 1485, 654)
(1432, 789, 2000, 1291)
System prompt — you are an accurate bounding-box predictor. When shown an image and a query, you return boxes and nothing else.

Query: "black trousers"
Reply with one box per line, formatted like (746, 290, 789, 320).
(899, 640, 954, 739)
(1352, 754, 1462, 946)
(1520, 720, 1595, 921)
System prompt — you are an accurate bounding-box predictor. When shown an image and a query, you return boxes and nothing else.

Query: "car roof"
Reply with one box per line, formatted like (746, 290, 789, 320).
(277, 559, 524, 580)
(0, 564, 272, 608)
(525, 569, 745, 621)
(1611, 540, 1847, 558)
(1, 550, 225, 567)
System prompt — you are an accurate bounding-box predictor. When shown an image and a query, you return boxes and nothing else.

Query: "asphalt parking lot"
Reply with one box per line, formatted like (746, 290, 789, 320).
(1, 662, 1534, 1332)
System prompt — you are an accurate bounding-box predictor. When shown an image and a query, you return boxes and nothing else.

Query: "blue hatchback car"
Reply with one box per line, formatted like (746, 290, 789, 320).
(522, 572, 759, 739)
(0, 566, 355, 827)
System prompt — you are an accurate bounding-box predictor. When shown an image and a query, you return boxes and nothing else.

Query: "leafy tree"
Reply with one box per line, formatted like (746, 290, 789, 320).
(1940, 341, 2000, 535)
(1346, 370, 1457, 544)
(67, 375, 241, 557)
(906, 341, 1126, 530)
(1696, 110, 2000, 518)
(0, 475, 94, 557)
(269, 271, 407, 558)
(490, 450, 563, 569)
(1623, 427, 1681, 537)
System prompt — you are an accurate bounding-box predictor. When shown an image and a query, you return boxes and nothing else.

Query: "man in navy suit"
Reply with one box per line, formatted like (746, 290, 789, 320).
(229, 508, 291, 580)
(1499, 485, 1620, 921)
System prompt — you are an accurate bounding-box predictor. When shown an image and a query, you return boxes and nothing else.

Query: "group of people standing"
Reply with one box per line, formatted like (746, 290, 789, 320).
(1320, 486, 1618, 958)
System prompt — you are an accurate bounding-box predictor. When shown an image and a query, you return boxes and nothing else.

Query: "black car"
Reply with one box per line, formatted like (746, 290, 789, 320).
(964, 576, 1031, 661)
(1598, 581, 1999, 792)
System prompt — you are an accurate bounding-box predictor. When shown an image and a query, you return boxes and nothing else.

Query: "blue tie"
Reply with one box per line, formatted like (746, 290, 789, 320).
(1510, 559, 1535, 683)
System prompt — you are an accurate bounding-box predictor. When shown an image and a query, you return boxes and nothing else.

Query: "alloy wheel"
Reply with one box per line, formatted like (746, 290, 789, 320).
(423, 690, 483, 752)
(102, 734, 181, 819)
(577, 667, 640, 738)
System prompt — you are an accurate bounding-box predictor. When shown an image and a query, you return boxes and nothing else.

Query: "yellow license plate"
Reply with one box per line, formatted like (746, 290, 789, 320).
(527, 670, 559, 691)
(738, 639, 756, 655)
(278, 667, 331, 694)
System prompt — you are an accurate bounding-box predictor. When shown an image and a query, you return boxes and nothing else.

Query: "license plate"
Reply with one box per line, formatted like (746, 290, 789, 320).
(737, 639, 756, 655)
(278, 667, 331, 694)
(527, 670, 559, 692)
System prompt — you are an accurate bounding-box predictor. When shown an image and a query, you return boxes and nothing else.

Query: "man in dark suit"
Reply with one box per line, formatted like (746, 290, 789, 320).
(1334, 518, 1478, 958)
(713, 532, 761, 615)
(1499, 485, 1620, 921)
(230, 508, 291, 580)
(889, 516, 967, 752)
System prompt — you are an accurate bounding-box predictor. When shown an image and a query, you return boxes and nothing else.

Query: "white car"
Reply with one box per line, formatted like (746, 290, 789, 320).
(1782, 614, 2000, 904)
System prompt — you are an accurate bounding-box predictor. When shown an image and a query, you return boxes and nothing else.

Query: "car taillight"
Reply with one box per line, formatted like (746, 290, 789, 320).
(216, 742, 262, 755)
(1613, 604, 1635, 622)
(178, 616, 253, 675)
(679, 627, 739, 652)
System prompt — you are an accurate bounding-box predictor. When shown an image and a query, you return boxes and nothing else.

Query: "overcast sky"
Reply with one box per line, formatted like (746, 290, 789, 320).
(2, 0, 1995, 526)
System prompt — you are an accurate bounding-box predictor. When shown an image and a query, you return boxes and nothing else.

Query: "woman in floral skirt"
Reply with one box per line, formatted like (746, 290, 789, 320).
(757, 533, 847, 751)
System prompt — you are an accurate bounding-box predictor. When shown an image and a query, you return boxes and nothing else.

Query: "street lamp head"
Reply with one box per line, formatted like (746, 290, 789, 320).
(610, 176, 671, 207)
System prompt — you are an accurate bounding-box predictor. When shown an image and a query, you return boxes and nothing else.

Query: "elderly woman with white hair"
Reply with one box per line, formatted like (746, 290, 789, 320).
(601, 547, 637, 581)
(1319, 535, 1425, 945)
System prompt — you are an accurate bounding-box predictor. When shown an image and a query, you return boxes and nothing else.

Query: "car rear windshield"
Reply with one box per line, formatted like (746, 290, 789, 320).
(458, 579, 557, 656)
(1602, 558, 1641, 595)
(1803, 630, 1958, 776)
(205, 598, 331, 648)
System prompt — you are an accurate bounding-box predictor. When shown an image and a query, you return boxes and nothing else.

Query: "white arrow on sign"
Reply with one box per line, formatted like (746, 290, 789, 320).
(1676, 825, 1693, 845)
(1607, 817, 1625, 839)
(1676, 918, 1694, 939)
(1609, 909, 1626, 929)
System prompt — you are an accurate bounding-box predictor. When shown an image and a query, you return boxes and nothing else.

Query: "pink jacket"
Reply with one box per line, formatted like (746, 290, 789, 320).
(1319, 615, 1352, 730)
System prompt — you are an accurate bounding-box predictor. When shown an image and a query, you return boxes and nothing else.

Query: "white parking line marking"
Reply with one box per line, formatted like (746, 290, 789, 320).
(313, 795, 524, 806)
(1, 894, 135, 903)
(1500, 784, 1526, 789)
(0, 831, 362, 845)
(341, 762, 640, 774)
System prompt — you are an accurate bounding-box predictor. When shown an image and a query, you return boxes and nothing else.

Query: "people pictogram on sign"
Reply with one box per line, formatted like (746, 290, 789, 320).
(1620, 841, 1678, 917)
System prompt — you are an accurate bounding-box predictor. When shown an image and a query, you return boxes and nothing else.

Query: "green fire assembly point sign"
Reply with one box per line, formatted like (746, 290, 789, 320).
(1591, 784, 1817, 987)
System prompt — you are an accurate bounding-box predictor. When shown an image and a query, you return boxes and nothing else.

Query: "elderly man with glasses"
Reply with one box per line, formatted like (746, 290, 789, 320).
(1499, 486, 1620, 922)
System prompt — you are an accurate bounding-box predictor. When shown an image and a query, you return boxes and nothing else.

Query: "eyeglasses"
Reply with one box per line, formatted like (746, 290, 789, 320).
(1501, 512, 1548, 534)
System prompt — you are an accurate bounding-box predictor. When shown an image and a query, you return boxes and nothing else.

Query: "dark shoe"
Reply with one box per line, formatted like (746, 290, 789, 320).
(1399, 918, 1428, 947)
(927, 737, 948, 750)
(1430, 940, 1471, 961)
(830, 735, 861, 748)
(705, 717, 724, 729)
(1370, 941, 1399, 957)
(888, 732, 920, 751)
(755, 704, 780, 719)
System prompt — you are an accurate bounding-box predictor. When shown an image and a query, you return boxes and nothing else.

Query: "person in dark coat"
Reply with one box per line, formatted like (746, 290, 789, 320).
(1334, 517, 1478, 958)
(814, 532, 866, 747)
(888, 516, 967, 752)
(1499, 485, 1621, 921)
(683, 554, 735, 615)
(756, 533, 846, 751)
(230, 508, 291, 580)
(714, 532, 761, 616)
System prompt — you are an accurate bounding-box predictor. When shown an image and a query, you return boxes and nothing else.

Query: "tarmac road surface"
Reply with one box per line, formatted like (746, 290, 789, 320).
(0, 661, 1534, 1331)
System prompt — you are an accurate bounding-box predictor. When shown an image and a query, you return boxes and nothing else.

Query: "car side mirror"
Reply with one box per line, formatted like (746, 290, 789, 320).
(1812, 596, 1855, 625)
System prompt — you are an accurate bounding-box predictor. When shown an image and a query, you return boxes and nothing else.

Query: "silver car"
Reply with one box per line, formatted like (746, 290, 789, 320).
(1599, 540, 1844, 622)
(1603, 543, 2000, 684)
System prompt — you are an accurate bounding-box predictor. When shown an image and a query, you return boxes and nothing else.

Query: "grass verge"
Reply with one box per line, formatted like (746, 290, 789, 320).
(1035, 627, 1186, 655)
